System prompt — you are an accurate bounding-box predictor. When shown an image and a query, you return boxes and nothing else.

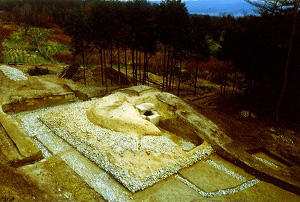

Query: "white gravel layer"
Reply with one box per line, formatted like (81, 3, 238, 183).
(0, 65, 28, 81)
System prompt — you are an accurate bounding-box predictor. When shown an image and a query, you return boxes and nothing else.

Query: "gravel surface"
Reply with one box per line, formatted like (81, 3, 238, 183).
(0, 65, 28, 81)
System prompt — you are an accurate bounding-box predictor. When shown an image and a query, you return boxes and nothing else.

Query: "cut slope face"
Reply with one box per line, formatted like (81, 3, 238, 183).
(16, 86, 221, 192)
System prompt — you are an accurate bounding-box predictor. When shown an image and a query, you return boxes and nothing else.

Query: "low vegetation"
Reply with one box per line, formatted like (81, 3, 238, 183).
(1, 26, 71, 65)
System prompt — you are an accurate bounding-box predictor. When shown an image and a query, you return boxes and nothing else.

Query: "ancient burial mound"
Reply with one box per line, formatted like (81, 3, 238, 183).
(14, 85, 216, 192)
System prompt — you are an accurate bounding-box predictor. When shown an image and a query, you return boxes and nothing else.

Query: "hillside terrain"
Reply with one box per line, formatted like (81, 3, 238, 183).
(0, 19, 300, 201)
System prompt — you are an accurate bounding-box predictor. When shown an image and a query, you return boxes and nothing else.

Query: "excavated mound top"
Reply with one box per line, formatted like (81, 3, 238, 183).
(87, 92, 161, 136)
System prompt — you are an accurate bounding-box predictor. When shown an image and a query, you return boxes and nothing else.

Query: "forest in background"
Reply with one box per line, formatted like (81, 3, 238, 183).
(0, 0, 299, 124)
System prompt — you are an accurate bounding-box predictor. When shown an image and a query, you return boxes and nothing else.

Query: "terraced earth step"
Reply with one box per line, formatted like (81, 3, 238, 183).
(0, 122, 23, 163)
(0, 110, 42, 167)
(2, 92, 75, 113)
(17, 155, 104, 201)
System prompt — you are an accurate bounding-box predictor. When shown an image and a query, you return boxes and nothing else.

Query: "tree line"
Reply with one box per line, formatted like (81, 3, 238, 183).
(217, 0, 300, 123)
(0, 0, 299, 123)
(63, 0, 210, 94)
(0, 0, 210, 92)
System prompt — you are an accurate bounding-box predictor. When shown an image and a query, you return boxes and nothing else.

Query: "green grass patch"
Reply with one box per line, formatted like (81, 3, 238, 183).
(3, 49, 49, 65)
(2, 27, 73, 65)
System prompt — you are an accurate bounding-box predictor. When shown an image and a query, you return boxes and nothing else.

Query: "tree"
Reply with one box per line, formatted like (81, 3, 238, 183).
(124, 0, 158, 86)
(190, 15, 210, 96)
(246, 0, 300, 122)
(65, 5, 92, 86)
(275, 0, 299, 123)
(138, 1, 158, 85)
(21, 27, 57, 62)
(157, 0, 190, 92)
(90, 1, 107, 87)
(246, 0, 298, 15)
(215, 15, 237, 107)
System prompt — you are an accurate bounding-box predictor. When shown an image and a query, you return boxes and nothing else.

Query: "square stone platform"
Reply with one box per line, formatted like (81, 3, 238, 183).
(15, 99, 213, 192)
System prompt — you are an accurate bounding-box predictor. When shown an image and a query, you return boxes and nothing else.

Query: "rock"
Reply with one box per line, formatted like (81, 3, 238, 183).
(146, 112, 160, 126)
(136, 103, 155, 113)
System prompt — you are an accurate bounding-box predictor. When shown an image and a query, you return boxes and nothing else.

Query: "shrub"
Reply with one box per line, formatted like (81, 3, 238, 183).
(27, 65, 49, 76)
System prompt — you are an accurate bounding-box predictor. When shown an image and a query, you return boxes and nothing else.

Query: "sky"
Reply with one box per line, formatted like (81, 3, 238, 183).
(151, 0, 258, 16)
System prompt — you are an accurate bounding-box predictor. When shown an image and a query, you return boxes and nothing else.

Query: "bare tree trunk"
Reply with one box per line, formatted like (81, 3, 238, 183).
(172, 58, 177, 90)
(162, 44, 167, 91)
(223, 61, 228, 107)
(172, 59, 176, 90)
(248, 80, 256, 119)
(135, 50, 138, 85)
(103, 49, 108, 94)
(218, 62, 226, 108)
(166, 46, 171, 92)
(177, 56, 182, 96)
(275, 1, 298, 124)
(110, 43, 113, 85)
(143, 52, 146, 85)
(117, 46, 121, 87)
(124, 47, 128, 82)
(82, 51, 86, 87)
(218, 85, 223, 108)
(100, 47, 104, 86)
(194, 59, 199, 95)
(139, 51, 142, 83)
(248, 81, 253, 118)
(146, 56, 150, 86)
(231, 69, 237, 101)
(132, 48, 135, 85)
(168, 56, 174, 92)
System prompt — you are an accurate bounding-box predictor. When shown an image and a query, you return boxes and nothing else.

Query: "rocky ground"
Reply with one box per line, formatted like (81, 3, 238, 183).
(0, 64, 299, 201)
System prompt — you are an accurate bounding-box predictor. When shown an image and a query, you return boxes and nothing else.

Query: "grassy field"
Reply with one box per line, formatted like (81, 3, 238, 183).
(1, 26, 71, 65)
